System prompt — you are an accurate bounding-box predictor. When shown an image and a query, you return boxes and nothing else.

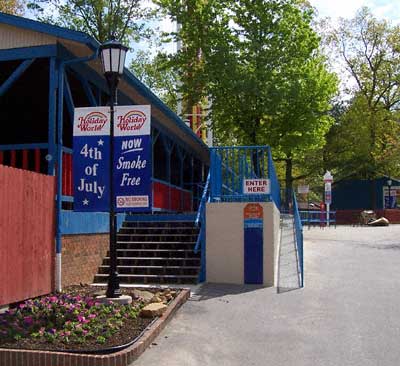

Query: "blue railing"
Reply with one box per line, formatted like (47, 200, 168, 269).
(299, 210, 336, 227)
(194, 171, 211, 282)
(292, 190, 304, 287)
(210, 146, 280, 207)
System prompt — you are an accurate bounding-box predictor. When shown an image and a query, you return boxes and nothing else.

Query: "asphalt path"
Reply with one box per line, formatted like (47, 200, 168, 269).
(132, 225, 400, 366)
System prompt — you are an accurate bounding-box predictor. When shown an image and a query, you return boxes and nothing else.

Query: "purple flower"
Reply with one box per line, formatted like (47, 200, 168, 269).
(23, 316, 33, 326)
(47, 328, 57, 335)
(88, 314, 96, 319)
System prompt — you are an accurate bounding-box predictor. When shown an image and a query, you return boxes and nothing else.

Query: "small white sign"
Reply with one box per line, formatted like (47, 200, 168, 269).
(323, 171, 333, 183)
(324, 182, 331, 192)
(298, 185, 309, 194)
(243, 179, 271, 194)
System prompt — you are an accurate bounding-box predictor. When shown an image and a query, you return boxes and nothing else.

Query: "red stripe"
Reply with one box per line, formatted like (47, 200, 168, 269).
(10, 150, 16, 167)
(22, 150, 28, 169)
(34, 149, 40, 172)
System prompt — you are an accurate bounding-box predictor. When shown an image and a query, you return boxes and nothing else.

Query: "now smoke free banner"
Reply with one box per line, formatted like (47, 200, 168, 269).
(113, 105, 152, 212)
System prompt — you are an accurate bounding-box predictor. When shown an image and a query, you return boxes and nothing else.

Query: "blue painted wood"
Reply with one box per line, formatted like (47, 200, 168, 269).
(0, 58, 35, 97)
(75, 73, 97, 106)
(63, 71, 75, 121)
(0, 143, 48, 151)
(62, 146, 73, 154)
(244, 225, 263, 284)
(0, 13, 98, 51)
(48, 57, 57, 175)
(61, 195, 74, 202)
(0, 45, 57, 61)
(60, 211, 126, 234)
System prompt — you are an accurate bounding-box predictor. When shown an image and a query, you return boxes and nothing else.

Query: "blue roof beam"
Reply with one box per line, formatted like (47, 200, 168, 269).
(0, 58, 35, 97)
(0, 44, 57, 62)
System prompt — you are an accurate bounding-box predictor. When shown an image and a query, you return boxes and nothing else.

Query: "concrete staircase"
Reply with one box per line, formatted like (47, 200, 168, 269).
(93, 219, 201, 285)
(278, 213, 301, 292)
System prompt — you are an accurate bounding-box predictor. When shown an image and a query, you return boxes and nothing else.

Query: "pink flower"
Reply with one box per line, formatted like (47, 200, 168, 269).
(88, 314, 96, 319)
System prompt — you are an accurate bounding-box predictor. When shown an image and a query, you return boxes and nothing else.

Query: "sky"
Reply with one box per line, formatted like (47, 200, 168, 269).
(309, 0, 400, 23)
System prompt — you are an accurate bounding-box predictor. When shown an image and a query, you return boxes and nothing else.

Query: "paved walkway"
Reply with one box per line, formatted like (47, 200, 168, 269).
(132, 225, 400, 366)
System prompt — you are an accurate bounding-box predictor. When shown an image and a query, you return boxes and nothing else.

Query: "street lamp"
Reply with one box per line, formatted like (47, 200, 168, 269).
(387, 178, 392, 209)
(99, 40, 128, 299)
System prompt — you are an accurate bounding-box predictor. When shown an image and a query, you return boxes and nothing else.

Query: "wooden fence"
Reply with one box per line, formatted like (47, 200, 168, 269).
(0, 165, 55, 306)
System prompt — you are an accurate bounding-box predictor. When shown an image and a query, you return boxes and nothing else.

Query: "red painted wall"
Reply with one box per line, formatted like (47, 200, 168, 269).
(152, 181, 192, 212)
(0, 165, 55, 306)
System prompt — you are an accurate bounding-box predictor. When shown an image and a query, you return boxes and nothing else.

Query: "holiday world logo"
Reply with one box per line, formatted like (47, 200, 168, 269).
(77, 111, 108, 132)
(117, 110, 146, 132)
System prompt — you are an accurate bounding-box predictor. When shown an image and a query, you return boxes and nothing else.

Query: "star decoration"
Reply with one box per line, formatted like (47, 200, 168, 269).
(97, 139, 104, 146)
(83, 199, 89, 205)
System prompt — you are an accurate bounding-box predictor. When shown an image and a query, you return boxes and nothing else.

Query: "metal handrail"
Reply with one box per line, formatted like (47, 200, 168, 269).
(195, 172, 211, 227)
(292, 190, 304, 287)
(193, 172, 210, 283)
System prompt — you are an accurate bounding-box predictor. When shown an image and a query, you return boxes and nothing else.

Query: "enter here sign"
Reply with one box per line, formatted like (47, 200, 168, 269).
(243, 179, 271, 194)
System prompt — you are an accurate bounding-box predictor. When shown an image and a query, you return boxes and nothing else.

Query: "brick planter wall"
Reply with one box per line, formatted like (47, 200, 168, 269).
(61, 234, 108, 287)
(0, 289, 190, 366)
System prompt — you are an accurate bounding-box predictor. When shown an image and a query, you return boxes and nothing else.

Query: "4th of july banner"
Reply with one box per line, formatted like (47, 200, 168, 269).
(73, 107, 110, 211)
(73, 105, 151, 212)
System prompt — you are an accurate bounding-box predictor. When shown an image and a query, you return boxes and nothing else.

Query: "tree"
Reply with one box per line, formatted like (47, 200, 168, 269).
(0, 0, 25, 15)
(130, 50, 179, 111)
(28, 0, 153, 43)
(324, 7, 400, 181)
(204, 0, 337, 202)
(134, 1, 337, 203)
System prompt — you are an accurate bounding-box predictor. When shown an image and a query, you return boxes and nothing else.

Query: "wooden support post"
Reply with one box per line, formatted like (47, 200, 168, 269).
(22, 150, 28, 169)
(34, 149, 41, 172)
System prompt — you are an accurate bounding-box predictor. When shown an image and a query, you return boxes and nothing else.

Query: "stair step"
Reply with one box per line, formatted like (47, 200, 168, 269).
(100, 265, 200, 269)
(94, 274, 198, 279)
(116, 249, 193, 252)
(94, 218, 201, 285)
(104, 257, 200, 260)
(117, 241, 196, 244)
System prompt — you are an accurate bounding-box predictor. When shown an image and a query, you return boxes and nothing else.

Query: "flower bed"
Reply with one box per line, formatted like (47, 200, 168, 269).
(0, 286, 178, 353)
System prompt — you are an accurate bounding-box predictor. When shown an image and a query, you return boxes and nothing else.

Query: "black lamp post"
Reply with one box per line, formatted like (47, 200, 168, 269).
(99, 40, 128, 298)
(387, 178, 392, 209)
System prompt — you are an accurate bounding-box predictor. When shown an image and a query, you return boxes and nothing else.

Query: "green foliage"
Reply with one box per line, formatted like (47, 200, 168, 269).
(130, 50, 179, 111)
(323, 7, 400, 182)
(324, 95, 400, 181)
(0, 0, 25, 15)
(330, 7, 400, 111)
(151, 0, 338, 193)
(28, 0, 154, 43)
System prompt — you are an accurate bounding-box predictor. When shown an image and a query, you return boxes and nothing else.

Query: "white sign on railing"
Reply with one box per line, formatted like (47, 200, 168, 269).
(243, 179, 271, 194)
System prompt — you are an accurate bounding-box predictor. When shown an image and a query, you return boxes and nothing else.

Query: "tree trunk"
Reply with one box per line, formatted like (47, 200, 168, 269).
(285, 158, 293, 211)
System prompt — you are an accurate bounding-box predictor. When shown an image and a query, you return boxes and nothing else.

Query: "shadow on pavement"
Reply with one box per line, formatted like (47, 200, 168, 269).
(190, 283, 265, 301)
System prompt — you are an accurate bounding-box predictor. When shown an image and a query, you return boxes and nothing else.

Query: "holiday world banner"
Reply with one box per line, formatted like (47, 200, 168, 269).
(73, 107, 110, 211)
(114, 105, 152, 212)
(73, 105, 151, 212)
